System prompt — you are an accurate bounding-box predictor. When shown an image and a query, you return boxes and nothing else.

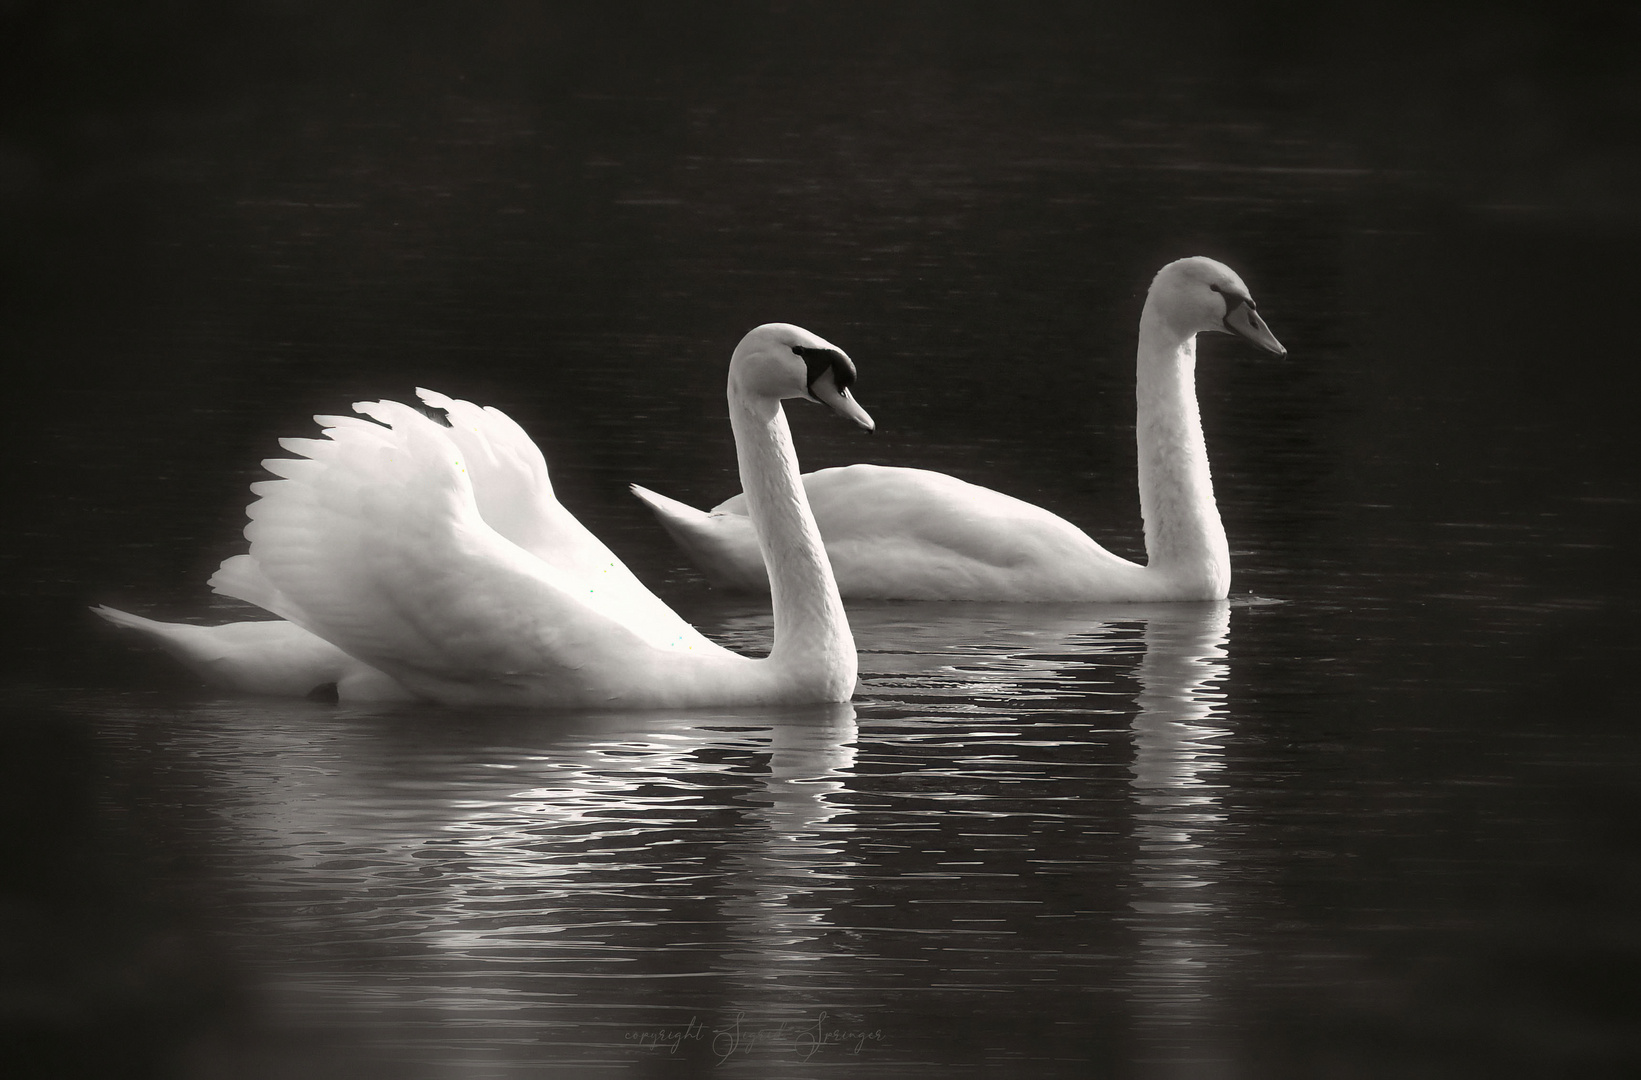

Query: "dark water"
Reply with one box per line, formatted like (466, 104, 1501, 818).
(3, 4, 1638, 1077)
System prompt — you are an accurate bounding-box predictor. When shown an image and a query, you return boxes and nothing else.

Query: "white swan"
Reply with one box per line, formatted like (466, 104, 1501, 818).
(97, 323, 874, 707)
(633, 257, 1284, 602)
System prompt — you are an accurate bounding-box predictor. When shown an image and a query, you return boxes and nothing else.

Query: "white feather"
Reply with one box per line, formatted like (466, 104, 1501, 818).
(636, 258, 1285, 602)
(103, 324, 869, 708)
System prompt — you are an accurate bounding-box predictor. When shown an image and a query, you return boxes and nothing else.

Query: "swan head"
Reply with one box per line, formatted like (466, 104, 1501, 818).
(730, 323, 875, 432)
(1149, 256, 1286, 357)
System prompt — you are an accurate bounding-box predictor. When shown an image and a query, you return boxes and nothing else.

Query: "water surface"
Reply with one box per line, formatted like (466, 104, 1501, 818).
(3, 5, 1637, 1077)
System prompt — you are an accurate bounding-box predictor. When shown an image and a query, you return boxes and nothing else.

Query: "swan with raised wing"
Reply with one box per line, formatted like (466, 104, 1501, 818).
(97, 324, 873, 706)
(633, 257, 1283, 601)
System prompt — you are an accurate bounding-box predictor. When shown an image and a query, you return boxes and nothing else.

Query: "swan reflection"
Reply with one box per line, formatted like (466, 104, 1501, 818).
(116, 696, 859, 1058)
(719, 598, 1148, 712)
(844, 599, 1237, 1070)
(1126, 602, 1233, 1073)
(100, 597, 1246, 1068)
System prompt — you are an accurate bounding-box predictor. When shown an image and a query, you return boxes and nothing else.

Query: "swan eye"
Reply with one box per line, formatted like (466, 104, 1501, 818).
(1209, 283, 1255, 311)
(791, 345, 856, 391)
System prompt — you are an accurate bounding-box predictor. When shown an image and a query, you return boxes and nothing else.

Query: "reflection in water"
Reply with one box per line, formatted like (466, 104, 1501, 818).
(425, 703, 863, 1062)
(1127, 603, 1233, 1076)
(80, 601, 1253, 1072)
(715, 707, 858, 1006)
(93, 697, 865, 1072)
(850, 601, 1238, 1072)
(18, 4, 1621, 1071)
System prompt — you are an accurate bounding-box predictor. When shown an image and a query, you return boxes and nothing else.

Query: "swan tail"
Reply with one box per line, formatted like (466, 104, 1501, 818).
(93, 605, 409, 699)
(94, 605, 229, 679)
(630, 484, 770, 592)
(94, 604, 183, 640)
(629, 483, 710, 526)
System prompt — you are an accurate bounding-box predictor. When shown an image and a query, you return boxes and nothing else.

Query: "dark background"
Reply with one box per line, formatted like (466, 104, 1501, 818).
(4, 0, 1638, 623)
(2, 1, 1638, 1076)
(4, 0, 1636, 659)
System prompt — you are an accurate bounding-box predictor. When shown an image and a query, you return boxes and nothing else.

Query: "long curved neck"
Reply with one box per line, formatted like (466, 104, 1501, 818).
(1135, 309, 1229, 594)
(728, 390, 856, 694)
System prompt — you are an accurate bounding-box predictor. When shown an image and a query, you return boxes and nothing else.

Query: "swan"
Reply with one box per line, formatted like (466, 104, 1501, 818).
(633, 257, 1284, 602)
(96, 323, 874, 706)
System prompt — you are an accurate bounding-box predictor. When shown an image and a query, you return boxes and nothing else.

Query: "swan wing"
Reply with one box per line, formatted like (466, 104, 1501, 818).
(818, 465, 1153, 598)
(708, 464, 1141, 600)
(412, 390, 583, 561)
(713, 463, 1115, 560)
(800, 464, 1102, 554)
(236, 397, 722, 701)
(411, 390, 684, 626)
(208, 553, 300, 620)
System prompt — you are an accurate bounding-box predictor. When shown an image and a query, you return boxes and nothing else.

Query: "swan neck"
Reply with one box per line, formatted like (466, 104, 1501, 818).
(727, 390, 855, 691)
(1134, 311, 1229, 595)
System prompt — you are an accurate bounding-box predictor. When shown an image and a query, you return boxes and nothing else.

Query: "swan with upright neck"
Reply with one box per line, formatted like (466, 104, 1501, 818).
(97, 324, 873, 706)
(633, 258, 1284, 601)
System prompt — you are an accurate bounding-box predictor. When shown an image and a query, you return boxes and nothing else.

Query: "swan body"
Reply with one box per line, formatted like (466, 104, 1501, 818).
(634, 257, 1285, 602)
(98, 325, 874, 707)
(634, 465, 1152, 601)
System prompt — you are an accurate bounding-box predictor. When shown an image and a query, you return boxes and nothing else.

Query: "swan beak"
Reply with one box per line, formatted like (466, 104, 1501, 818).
(809, 368, 876, 432)
(1224, 301, 1287, 357)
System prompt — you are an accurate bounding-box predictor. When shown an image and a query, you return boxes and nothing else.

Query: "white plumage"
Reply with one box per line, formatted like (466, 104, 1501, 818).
(98, 324, 873, 707)
(634, 258, 1285, 601)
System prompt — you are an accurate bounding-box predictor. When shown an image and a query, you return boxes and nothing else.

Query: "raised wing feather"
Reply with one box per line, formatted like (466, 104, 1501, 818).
(233, 396, 721, 701)
(406, 390, 686, 630)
